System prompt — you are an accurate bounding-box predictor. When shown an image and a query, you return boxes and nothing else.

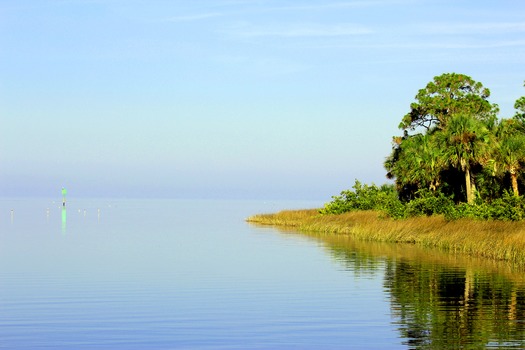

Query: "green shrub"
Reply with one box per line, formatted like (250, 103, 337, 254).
(320, 180, 401, 215)
(404, 189, 455, 217)
(474, 192, 525, 221)
(382, 195, 407, 219)
(322, 180, 525, 221)
(443, 191, 525, 221)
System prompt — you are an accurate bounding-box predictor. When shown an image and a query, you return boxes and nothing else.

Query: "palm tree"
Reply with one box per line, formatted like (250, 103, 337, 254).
(416, 133, 445, 192)
(438, 114, 492, 204)
(385, 133, 444, 195)
(494, 119, 525, 196)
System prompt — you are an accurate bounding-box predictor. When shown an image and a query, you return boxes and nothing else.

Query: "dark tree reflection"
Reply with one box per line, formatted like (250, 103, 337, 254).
(385, 260, 525, 349)
(313, 233, 525, 349)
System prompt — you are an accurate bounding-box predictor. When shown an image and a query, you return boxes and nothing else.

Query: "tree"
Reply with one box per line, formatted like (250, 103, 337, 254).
(514, 81, 525, 124)
(437, 114, 493, 204)
(385, 133, 444, 197)
(494, 119, 525, 196)
(399, 73, 499, 132)
(387, 73, 499, 204)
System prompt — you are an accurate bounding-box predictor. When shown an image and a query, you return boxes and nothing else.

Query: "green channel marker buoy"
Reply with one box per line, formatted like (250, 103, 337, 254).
(62, 187, 67, 207)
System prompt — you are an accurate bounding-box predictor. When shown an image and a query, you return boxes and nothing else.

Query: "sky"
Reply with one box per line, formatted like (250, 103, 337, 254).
(1, 0, 524, 200)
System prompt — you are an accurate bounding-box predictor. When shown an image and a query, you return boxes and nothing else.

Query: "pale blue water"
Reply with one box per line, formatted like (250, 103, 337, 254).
(1, 198, 524, 349)
(0, 198, 399, 349)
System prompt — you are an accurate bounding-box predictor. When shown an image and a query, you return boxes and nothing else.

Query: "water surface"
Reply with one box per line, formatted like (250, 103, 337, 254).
(1, 198, 524, 349)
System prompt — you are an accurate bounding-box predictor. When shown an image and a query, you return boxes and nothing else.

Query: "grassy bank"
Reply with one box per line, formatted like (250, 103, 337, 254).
(246, 209, 525, 267)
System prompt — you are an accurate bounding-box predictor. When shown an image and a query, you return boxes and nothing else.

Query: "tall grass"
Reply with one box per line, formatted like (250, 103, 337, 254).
(246, 209, 525, 267)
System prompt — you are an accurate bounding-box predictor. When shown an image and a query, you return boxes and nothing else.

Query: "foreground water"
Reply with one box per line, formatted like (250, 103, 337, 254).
(1, 198, 525, 349)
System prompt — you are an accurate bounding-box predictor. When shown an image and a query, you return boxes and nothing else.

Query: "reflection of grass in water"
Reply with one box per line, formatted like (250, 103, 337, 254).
(249, 211, 525, 348)
(325, 233, 525, 284)
(247, 209, 525, 270)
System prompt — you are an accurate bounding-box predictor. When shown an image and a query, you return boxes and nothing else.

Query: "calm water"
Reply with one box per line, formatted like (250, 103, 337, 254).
(1, 199, 525, 349)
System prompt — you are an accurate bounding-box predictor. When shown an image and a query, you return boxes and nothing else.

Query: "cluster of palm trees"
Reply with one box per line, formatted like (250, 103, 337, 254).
(385, 73, 525, 204)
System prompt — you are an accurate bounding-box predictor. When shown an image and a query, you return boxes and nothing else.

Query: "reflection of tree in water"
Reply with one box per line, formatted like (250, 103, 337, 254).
(385, 260, 525, 349)
(314, 233, 525, 349)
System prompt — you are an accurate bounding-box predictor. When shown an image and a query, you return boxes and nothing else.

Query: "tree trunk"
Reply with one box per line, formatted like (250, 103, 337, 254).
(465, 169, 474, 204)
(511, 170, 519, 196)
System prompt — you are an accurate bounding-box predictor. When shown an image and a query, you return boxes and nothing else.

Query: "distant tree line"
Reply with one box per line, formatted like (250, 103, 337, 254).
(322, 73, 525, 220)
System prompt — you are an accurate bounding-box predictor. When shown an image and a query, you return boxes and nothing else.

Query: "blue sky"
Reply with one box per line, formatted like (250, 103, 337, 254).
(1, 0, 524, 200)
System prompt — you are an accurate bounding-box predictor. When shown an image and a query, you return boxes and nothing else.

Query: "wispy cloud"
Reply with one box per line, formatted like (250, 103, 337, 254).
(419, 22, 525, 35)
(213, 54, 311, 76)
(297, 38, 525, 51)
(189, 0, 412, 23)
(264, 0, 413, 12)
(230, 23, 373, 38)
(164, 12, 223, 22)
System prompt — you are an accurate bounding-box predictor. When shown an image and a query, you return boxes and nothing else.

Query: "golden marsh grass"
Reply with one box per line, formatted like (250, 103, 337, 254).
(246, 209, 525, 267)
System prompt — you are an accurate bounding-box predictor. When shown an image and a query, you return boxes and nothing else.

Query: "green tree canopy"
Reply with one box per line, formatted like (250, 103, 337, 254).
(399, 73, 499, 132)
(514, 81, 525, 124)
(493, 119, 525, 196)
(436, 114, 493, 203)
(326, 74, 525, 220)
(387, 73, 499, 203)
(384, 133, 443, 193)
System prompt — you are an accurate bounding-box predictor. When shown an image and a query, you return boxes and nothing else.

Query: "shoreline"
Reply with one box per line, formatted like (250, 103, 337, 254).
(246, 209, 525, 267)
